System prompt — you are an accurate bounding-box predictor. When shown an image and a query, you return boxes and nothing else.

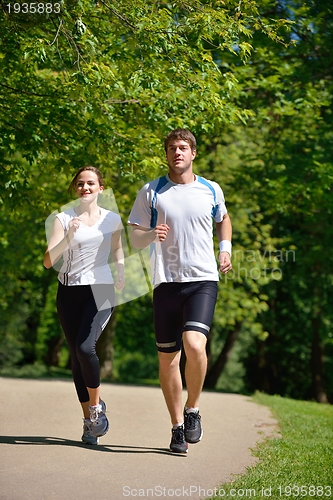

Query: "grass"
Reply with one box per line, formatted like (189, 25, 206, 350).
(209, 392, 333, 500)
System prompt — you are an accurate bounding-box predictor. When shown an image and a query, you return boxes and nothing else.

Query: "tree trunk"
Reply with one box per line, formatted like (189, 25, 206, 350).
(96, 309, 117, 381)
(311, 318, 328, 404)
(205, 332, 213, 371)
(204, 322, 242, 389)
(45, 336, 64, 367)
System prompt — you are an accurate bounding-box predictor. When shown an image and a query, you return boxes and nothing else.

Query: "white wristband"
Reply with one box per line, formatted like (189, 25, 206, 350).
(219, 240, 232, 256)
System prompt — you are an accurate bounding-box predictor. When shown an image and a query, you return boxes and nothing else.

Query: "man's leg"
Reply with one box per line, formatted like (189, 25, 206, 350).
(182, 330, 207, 409)
(181, 330, 207, 444)
(158, 349, 188, 453)
(158, 350, 183, 425)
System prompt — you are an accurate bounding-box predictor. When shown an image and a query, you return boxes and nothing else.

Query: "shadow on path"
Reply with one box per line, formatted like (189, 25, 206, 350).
(0, 435, 186, 457)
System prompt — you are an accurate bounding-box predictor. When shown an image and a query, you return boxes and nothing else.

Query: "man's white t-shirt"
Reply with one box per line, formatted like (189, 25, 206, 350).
(128, 174, 227, 285)
(56, 207, 121, 286)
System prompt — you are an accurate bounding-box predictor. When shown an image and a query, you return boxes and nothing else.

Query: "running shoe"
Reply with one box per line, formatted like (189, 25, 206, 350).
(184, 409, 203, 443)
(170, 425, 188, 454)
(81, 418, 99, 445)
(89, 400, 109, 438)
(100, 399, 107, 413)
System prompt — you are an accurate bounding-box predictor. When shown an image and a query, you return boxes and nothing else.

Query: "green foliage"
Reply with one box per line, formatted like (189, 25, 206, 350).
(1, 0, 332, 402)
(0, 0, 287, 375)
(0, 0, 291, 184)
(35, 280, 65, 366)
(230, 0, 333, 402)
(214, 337, 247, 393)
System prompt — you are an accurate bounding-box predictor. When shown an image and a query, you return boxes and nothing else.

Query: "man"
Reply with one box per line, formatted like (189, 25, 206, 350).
(128, 129, 232, 453)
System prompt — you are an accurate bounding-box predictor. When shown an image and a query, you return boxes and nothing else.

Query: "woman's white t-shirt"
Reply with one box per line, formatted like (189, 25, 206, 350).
(56, 207, 121, 286)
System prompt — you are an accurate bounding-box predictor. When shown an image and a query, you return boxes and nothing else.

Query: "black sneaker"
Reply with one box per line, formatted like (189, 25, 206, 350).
(170, 425, 188, 453)
(184, 410, 203, 443)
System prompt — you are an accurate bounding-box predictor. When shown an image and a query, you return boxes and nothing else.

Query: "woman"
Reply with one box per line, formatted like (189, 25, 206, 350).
(44, 166, 124, 445)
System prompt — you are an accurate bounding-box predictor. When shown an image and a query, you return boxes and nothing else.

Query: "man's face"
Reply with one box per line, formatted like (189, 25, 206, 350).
(166, 139, 196, 177)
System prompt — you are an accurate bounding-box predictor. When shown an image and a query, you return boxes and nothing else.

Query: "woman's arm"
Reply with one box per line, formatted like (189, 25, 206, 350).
(43, 216, 81, 269)
(43, 218, 67, 269)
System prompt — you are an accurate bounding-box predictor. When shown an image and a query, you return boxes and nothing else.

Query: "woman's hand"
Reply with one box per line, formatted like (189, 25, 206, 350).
(67, 217, 81, 240)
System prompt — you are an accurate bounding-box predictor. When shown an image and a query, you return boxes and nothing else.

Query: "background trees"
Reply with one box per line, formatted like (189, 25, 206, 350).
(217, 0, 333, 403)
(0, 0, 331, 403)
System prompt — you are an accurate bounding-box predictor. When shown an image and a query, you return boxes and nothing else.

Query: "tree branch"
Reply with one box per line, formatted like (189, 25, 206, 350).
(98, 0, 136, 30)
(0, 83, 61, 98)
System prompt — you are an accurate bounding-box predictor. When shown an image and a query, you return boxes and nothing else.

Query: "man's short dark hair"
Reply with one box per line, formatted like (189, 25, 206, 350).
(164, 129, 197, 152)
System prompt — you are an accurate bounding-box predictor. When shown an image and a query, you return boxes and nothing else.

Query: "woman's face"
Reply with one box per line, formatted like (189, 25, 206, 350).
(75, 170, 104, 202)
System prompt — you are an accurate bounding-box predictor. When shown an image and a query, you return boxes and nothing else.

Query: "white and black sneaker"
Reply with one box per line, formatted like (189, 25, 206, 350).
(89, 399, 109, 438)
(81, 418, 99, 445)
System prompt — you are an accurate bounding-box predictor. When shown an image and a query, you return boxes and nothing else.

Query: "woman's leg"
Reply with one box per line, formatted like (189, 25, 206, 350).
(76, 298, 113, 394)
(75, 285, 115, 437)
(56, 283, 91, 408)
(56, 283, 113, 441)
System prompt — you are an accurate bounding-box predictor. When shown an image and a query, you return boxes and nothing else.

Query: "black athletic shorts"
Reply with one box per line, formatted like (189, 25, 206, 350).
(153, 281, 218, 353)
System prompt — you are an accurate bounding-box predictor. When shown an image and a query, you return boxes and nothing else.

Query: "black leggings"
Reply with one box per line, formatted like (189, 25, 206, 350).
(56, 282, 115, 403)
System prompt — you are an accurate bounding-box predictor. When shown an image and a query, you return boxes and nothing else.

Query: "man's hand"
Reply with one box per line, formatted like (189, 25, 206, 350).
(130, 224, 170, 249)
(219, 251, 232, 274)
(115, 272, 125, 291)
(154, 223, 170, 242)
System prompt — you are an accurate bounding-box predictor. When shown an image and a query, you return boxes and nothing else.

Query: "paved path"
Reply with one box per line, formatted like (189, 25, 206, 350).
(0, 377, 278, 500)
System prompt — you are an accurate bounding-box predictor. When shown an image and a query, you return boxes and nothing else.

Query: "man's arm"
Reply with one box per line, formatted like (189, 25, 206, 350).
(129, 224, 170, 249)
(111, 227, 125, 290)
(216, 213, 232, 274)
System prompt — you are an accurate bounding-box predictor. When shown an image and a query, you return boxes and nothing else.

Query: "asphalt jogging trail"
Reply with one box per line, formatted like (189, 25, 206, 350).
(0, 377, 278, 500)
